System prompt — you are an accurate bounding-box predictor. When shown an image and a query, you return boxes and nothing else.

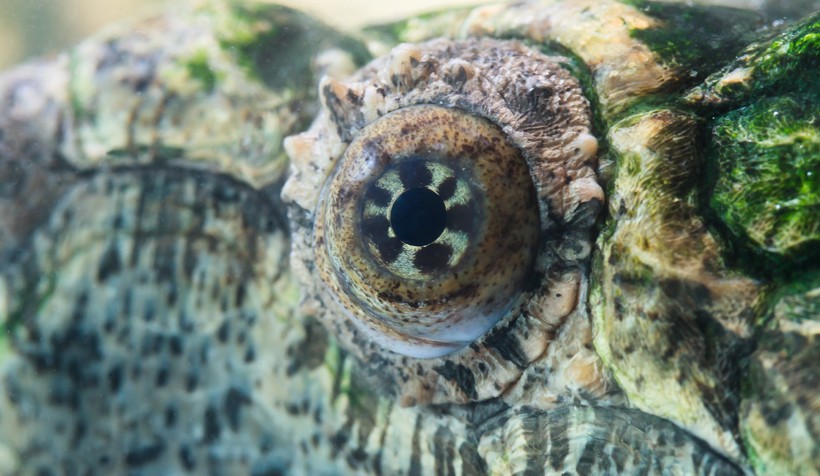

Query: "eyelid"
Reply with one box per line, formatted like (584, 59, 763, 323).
(283, 37, 604, 406)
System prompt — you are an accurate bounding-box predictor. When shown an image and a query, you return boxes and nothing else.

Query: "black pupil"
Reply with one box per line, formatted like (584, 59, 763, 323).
(390, 187, 447, 246)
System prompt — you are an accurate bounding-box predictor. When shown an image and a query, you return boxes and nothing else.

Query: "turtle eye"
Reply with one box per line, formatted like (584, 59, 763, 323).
(317, 105, 539, 358)
(283, 37, 602, 404)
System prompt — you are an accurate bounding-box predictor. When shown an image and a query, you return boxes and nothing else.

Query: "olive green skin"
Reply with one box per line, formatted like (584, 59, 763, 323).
(0, 1, 817, 475)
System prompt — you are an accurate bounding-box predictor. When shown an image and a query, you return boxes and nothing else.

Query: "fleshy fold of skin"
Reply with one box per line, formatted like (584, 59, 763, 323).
(284, 37, 610, 406)
(0, 0, 817, 475)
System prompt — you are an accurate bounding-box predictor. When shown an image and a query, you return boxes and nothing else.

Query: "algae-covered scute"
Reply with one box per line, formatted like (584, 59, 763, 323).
(0, 1, 817, 475)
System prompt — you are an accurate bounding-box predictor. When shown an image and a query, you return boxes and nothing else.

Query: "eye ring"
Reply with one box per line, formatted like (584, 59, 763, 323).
(283, 37, 603, 405)
(315, 105, 540, 358)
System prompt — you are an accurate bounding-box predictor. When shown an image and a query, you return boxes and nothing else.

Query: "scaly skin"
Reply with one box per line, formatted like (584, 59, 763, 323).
(0, 1, 817, 475)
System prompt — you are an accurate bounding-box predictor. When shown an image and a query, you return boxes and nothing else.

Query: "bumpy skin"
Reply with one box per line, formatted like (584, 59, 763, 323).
(0, 1, 817, 475)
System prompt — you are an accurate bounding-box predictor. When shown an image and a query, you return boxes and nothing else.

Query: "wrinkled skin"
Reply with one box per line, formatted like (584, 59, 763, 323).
(0, 1, 817, 475)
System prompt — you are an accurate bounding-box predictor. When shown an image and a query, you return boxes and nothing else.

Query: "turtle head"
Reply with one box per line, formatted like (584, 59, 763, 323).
(281, 2, 819, 472)
(0, 1, 816, 474)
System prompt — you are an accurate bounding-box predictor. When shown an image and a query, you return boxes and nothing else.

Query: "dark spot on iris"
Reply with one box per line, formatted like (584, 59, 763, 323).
(363, 215, 403, 262)
(413, 243, 453, 274)
(390, 188, 447, 246)
(365, 185, 392, 207)
(362, 216, 390, 241)
(398, 160, 433, 188)
(377, 237, 404, 263)
(438, 177, 457, 201)
(446, 204, 473, 232)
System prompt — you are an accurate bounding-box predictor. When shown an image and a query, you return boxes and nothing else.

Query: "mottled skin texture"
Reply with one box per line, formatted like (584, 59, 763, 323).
(0, 1, 817, 475)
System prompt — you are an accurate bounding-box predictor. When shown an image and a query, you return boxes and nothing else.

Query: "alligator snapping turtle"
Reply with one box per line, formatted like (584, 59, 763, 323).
(0, 0, 817, 474)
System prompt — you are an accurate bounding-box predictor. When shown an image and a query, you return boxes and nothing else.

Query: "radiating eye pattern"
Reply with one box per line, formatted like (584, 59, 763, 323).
(317, 105, 539, 358)
(362, 158, 477, 271)
(283, 38, 602, 404)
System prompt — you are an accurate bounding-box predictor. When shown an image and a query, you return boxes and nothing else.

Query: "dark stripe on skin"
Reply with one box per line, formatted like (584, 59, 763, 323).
(520, 407, 548, 475)
(330, 420, 354, 459)
(692, 449, 706, 474)
(433, 426, 456, 476)
(548, 411, 570, 472)
(408, 415, 423, 476)
(482, 329, 529, 370)
(504, 407, 745, 475)
(398, 160, 433, 188)
(97, 241, 122, 281)
(604, 420, 629, 474)
(129, 172, 152, 267)
(459, 442, 489, 475)
(330, 347, 348, 403)
(182, 240, 198, 279)
(433, 361, 478, 400)
(612, 442, 628, 473)
(286, 317, 329, 376)
(575, 436, 604, 474)
(413, 243, 453, 274)
(365, 185, 393, 207)
(345, 370, 380, 470)
(372, 401, 393, 476)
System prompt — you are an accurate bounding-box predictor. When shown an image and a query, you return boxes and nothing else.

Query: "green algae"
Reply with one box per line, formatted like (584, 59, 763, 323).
(216, 3, 370, 91)
(754, 15, 820, 94)
(689, 13, 820, 106)
(769, 269, 820, 324)
(625, 1, 762, 84)
(709, 94, 819, 261)
(184, 51, 220, 93)
(692, 15, 820, 279)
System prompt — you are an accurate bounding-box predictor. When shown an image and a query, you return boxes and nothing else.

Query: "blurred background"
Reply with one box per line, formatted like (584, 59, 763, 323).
(1, 0, 817, 71)
(0, 0, 488, 70)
